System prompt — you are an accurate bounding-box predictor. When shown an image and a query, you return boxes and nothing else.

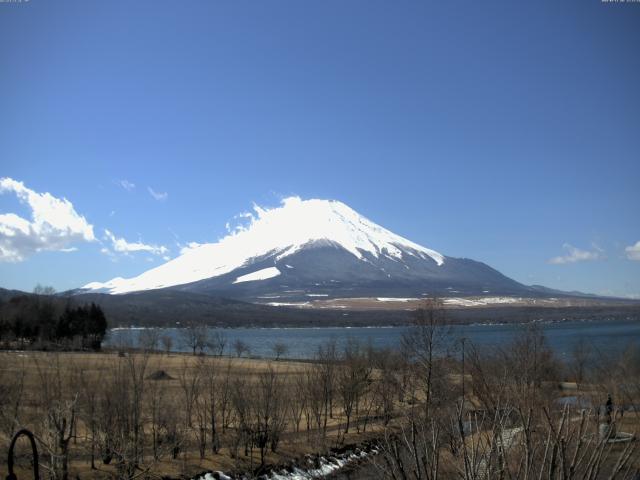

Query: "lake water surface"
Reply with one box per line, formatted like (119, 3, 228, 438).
(105, 318, 640, 360)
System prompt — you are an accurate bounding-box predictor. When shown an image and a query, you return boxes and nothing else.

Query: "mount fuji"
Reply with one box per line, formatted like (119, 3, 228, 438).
(82, 197, 537, 302)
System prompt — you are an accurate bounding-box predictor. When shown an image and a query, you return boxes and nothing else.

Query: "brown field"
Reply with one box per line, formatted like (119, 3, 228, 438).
(0, 350, 388, 480)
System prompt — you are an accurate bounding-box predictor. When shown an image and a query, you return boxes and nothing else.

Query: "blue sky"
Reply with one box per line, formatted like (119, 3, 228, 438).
(1, 0, 639, 297)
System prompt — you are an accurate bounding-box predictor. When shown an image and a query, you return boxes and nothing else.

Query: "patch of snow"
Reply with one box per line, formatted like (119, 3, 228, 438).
(376, 297, 420, 302)
(444, 298, 483, 307)
(266, 451, 370, 479)
(443, 296, 522, 307)
(202, 473, 231, 480)
(83, 197, 444, 294)
(267, 302, 311, 307)
(233, 267, 281, 284)
(481, 296, 521, 304)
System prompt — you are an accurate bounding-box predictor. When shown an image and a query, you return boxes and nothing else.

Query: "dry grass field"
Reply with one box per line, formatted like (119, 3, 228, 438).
(0, 349, 389, 480)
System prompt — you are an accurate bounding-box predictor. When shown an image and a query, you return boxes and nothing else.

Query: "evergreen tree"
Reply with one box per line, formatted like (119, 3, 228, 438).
(0, 293, 108, 350)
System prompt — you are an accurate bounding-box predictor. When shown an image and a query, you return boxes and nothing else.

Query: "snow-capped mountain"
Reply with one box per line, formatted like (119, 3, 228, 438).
(83, 197, 531, 300)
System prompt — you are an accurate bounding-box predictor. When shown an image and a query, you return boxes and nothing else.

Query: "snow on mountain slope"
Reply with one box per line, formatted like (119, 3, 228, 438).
(233, 267, 281, 284)
(83, 197, 444, 294)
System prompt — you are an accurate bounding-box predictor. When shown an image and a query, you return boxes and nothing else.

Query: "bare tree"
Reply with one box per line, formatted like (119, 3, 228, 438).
(337, 339, 372, 434)
(35, 355, 77, 480)
(147, 369, 167, 461)
(272, 341, 289, 360)
(218, 359, 234, 433)
(33, 284, 57, 296)
(252, 366, 288, 465)
(138, 328, 160, 352)
(178, 358, 201, 428)
(210, 330, 227, 356)
(570, 336, 591, 389)
(233, 339, 250, 358)
(288, 372, 307, 433)
(160, 334, 173, 355)
(305, 355, 334, 442)
(193, 359, 208, 459)
(372, 348, 402, 426)
(180, 320, 209, 355)
(374, 319, 640, 480)
(201, 356, 221, 454)
(122, 352, 150, 479)
(93, 353, 151, 479)
(0, 355, 25, 438)
(78, 364, 102, 469)
(402, 297, 451, 419)
(316, 338, 337, 424)
(230, 376, 252, 461)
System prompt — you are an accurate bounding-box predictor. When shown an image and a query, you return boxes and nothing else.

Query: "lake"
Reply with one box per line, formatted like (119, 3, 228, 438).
(104, 318, 640, 360)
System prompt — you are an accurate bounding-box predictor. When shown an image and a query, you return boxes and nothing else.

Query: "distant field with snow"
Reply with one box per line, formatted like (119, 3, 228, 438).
(256, 295, 631, 311)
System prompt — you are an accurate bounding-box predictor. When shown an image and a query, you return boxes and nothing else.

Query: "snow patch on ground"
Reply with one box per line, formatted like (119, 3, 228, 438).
(376, 297, 420, 302)
(267, 302, 312, 307)
(233, 267, 281, 284)
(202, 473, 231, 480)
(443, 296, 522, 306)
(194, 447, 377, 480)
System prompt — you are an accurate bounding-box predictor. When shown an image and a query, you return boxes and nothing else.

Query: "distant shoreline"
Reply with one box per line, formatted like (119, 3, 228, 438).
(106, 304, 640, 329)
(109, 314, 640, 331)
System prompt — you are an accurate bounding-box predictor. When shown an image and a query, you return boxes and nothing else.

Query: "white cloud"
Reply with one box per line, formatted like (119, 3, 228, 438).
(147, 187, 168, 201)
(625, 241, 640, 261)
(0, 177, 95, 262)
(179, 241, 203, 255)
(103, 229, 168, 256)
(225, 211, 254, 234)
(548, 243, 603, 265)
(118, 179, 136, 191)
